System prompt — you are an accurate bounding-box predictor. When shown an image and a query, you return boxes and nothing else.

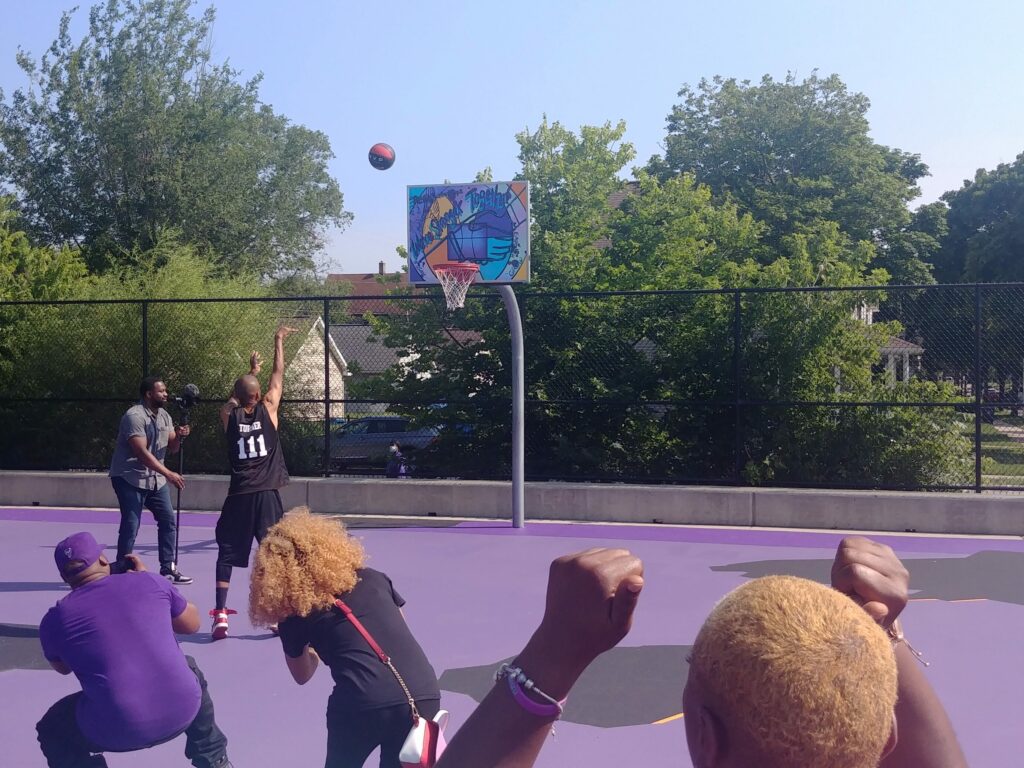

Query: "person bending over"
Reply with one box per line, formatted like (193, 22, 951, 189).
(249, 509, 441, 768)
(210, 325, 296, 639)
(36, 532, 231, 768)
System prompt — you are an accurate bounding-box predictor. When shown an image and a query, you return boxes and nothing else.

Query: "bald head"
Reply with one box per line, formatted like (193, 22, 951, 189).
(234, 375, 261, 408)
(684, 575, 897, 768)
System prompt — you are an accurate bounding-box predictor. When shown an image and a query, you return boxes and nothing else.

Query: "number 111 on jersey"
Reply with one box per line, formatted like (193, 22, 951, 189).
(237, 434, 269, 460)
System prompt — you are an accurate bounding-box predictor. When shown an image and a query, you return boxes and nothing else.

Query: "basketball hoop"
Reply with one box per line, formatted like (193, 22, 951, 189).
(434, 263, 480, 310)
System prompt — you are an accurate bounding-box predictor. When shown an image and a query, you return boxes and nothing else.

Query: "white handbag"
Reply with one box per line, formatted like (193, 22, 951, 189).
(399, 709, 449, 767)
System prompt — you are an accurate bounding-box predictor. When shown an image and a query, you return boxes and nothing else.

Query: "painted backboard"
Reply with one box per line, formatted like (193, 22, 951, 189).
(407, 181, 530, 284)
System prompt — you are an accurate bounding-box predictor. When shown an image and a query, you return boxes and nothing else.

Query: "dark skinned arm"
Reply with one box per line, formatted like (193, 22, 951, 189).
(436, 548, 644, 768)
(264, 326, 297, 428)
(127, 435, 184, 490)
(831, 537, 968, 768)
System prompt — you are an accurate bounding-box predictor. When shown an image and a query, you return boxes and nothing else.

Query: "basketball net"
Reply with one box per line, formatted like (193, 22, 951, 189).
(434, 263, 480, 310)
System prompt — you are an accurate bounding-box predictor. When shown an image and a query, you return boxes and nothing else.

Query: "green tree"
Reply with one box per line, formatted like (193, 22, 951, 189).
(911, 155, 1024, 404)
(354, 120, 971, 487)
(937, 152, 1024, 283)
(0, 198, 90, 301)
(0, 232, 324, 471)
(0, 0, 349, 276)
(0, 199, 91, 391)
(652, 73, 937, 283)
(515, 118, 635, 290)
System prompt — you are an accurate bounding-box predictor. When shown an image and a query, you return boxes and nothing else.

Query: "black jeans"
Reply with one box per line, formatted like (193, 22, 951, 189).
(112, 476, 177, 569)
(36, 656, 228, 768)
(325, 698, 440, 768)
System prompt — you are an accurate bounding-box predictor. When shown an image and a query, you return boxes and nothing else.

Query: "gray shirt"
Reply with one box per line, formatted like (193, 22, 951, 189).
(109, 403, 174, 490)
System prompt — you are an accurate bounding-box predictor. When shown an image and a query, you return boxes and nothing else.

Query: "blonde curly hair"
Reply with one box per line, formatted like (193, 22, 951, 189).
(689, 575, 898, 768)
(248, 507, 366, 626)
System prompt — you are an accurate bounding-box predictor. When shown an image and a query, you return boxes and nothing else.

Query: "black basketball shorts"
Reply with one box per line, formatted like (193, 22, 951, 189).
(215, 489, 285, 568)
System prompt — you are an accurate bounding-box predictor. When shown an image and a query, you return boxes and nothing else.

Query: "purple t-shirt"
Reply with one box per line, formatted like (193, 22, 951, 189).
(39, 572, 201, 750)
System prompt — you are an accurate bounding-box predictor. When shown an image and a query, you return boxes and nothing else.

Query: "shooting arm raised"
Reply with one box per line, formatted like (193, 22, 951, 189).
(264, 326, 297, 426)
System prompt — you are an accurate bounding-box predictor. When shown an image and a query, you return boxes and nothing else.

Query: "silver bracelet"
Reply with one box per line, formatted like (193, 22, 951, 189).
(888, 619, 929, 667)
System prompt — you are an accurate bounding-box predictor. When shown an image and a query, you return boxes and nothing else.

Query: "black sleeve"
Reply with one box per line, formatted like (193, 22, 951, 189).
(386, 574, 406, 608)
(278, 617, 309, 658)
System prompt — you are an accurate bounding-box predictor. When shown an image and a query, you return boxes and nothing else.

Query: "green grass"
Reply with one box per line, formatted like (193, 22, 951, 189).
(979, 421, 1024, 486)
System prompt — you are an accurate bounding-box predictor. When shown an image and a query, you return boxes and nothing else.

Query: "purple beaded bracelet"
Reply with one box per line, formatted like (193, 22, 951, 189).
(496, 663, 567, 718)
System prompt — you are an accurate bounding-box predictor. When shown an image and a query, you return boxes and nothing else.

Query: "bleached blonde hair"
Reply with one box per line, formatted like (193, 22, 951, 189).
(689, 575, 898, 768)
(248, 507, 365, 626)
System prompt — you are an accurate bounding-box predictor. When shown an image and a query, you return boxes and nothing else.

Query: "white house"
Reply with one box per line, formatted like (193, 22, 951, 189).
(853, 303, 924, 384)
(285, 316, 348, 419)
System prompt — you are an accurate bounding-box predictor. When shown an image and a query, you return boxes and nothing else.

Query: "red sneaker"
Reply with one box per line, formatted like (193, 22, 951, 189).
(209, 608, 237, 641)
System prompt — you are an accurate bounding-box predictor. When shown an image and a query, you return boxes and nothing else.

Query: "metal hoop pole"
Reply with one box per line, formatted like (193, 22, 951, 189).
(498, 286, 525, 528)
(174, 406, 191, 568)
(174, 435, 183, 567)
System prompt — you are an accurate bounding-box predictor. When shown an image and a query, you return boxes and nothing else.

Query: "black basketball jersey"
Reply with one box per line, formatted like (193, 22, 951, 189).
(226, 401, 289, 495)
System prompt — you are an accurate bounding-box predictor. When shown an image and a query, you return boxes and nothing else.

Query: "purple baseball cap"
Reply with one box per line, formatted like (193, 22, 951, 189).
(54, 532, 105, 578)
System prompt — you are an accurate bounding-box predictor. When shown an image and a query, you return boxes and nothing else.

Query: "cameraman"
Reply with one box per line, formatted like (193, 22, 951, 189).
(109, 376, 192, 584)
(36, 532, 233, 768)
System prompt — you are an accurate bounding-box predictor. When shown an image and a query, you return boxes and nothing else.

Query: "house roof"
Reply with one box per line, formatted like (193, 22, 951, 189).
(326, 271, 418, 316)
(328, 324, 400, 375)
(329, 323, 484, 376)
(881, 337, 925, 355)
(287, 316, 347, 371)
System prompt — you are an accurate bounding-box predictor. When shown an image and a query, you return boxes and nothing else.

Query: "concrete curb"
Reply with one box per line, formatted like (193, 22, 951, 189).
(1, 471, 1021, 536)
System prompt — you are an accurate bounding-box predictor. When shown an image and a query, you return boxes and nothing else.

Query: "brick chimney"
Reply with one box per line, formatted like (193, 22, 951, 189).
(378, 260, 385, 275)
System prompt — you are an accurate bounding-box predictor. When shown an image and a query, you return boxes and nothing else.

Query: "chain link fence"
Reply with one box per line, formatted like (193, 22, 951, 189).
(1, 284, 1022, 491)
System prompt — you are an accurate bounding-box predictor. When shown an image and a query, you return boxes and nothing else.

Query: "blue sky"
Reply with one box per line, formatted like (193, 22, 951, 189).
(2, 1, 1023, 276)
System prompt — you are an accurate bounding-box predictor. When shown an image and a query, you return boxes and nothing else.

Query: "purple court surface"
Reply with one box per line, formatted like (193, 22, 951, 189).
(2, 505, 1022, 767)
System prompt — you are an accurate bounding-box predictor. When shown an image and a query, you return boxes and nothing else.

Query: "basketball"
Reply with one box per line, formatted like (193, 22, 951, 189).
(368, 143, 395, 171)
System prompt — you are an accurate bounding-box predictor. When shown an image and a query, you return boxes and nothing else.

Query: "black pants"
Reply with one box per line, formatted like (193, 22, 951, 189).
(36, 656, 228, 768)
(215, 489, 285, 569)
(325, 698, 440, 768)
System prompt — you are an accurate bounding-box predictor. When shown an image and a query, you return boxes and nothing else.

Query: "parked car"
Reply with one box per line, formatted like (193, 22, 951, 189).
(329, 416, 439, 470)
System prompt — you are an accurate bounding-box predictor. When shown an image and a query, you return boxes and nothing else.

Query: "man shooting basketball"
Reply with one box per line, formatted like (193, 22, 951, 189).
(210, 325, 297, 639)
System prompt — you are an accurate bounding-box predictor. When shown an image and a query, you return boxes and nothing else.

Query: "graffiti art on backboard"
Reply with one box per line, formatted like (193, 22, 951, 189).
(407, 181, 530, 284)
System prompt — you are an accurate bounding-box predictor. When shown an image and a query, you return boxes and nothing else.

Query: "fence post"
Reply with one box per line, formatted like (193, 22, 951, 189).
(733, 290, 743, 484)
(141, 300, 149, 377)
(323, 298, 331, 477)
(974, 284, 983, 494)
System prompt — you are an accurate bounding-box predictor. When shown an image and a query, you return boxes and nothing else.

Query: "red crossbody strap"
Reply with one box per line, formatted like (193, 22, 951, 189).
(334, 599, 420, 721)
(334, 599, 389, 663)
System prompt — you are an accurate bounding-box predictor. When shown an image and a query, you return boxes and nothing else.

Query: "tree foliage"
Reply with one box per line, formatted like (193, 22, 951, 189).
(351, 119, 971, 487)
(0, 198, 90, 301)
(0, 228, 324, 471)
(651, 73, 940, 284)
(937, 152, 1024, 283)
(0, 0, 349, 276)
(0, 43, 983, 487)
